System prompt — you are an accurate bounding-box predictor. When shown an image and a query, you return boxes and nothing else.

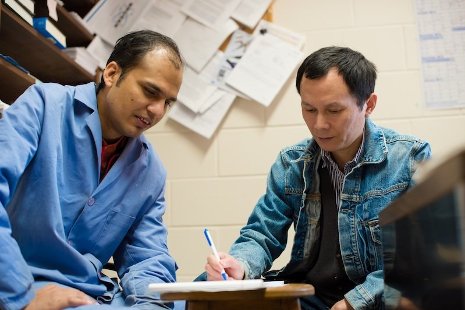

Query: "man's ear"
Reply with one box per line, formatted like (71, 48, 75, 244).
(365, 93, 377, 117)
(103, 61, 121, 87)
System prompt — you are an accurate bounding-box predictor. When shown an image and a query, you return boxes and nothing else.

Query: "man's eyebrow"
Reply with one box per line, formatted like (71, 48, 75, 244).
(327, 102, 344, 107)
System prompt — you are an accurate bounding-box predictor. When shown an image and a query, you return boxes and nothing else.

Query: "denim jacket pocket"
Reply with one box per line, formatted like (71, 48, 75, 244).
(365, 219, 383, 269)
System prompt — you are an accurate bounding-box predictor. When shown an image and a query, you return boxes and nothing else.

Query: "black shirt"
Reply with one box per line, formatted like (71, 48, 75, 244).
(305, 164, 354, 306)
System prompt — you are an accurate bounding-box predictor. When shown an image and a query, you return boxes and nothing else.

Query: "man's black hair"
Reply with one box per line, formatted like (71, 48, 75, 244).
(296, 46, 377, 108)
(96, 30, 183, 93)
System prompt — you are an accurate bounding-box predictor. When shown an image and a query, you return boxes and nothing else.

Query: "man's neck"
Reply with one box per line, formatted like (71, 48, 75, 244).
(103, 136, 125, 145)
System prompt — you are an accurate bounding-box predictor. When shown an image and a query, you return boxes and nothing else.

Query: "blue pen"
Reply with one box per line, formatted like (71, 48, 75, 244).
(204, 228, 228, 280)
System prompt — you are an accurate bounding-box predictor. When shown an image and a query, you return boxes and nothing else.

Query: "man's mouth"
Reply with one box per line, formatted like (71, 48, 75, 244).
(136, 115, 151, 126)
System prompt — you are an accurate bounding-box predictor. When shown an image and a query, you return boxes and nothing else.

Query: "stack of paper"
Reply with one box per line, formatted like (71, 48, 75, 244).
(4, 0, 34, 26)
(63, 47, 99, 75)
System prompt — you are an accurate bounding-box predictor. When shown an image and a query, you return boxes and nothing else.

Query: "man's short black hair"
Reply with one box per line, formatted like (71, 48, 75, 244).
(296, 46, 377, 109)
(96, 30, 183, 93)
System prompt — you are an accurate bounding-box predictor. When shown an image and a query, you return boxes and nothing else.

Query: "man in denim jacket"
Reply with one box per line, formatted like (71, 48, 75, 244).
(204, 46, 431, 309)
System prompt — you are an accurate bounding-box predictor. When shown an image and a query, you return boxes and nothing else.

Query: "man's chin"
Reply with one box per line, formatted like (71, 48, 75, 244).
(316, 139, 336, 151)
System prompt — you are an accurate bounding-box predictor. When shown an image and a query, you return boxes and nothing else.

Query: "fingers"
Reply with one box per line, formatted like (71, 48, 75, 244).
(25, 284, 97, 310)
(205, 253, 245, 280)
(205, 262, 223, 281)
(206, 253, 225, 281)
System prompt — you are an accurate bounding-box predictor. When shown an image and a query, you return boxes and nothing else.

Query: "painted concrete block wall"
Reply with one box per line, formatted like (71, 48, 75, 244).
(145, 0, 465, 281)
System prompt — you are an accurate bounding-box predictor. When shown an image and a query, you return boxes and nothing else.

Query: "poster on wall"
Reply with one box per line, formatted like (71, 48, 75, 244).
(416, 0, 465, 109)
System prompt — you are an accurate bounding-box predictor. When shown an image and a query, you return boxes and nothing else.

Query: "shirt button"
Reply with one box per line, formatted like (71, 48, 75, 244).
(88, 197, 95, 206)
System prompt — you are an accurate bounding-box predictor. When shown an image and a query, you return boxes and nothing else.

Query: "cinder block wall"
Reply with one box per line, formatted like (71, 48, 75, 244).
(145, 0, 465, 281)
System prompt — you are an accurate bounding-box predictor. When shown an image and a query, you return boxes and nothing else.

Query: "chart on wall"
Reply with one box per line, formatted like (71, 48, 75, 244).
(415, 0, 465, 109)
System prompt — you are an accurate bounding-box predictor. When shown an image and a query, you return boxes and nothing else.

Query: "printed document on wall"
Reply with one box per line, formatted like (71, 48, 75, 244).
(174, 18, 238, 72)
(129, 0, 186, 37)
(181, 0, 242, 29)
(176, 66, 217, 113)
(232, 0, 272, 30)
(416, 0, 465, 109)
(84, 0, 152, 44)
(169, 91, 235, 139)
(225, 34, 303, 107)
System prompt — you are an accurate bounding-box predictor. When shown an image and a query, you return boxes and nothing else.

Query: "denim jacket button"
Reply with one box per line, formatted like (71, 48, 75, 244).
(88, 197, 95, 206)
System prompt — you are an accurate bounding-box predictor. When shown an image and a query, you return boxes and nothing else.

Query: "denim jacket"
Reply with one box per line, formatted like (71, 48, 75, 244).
(229, 118, 431, 309)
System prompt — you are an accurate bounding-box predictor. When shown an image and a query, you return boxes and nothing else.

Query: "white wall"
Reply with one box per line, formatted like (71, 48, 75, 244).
(145, 0, 465, 281)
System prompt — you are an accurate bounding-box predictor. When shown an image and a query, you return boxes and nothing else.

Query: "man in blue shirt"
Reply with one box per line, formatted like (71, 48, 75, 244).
(0, 30, 183, 309)
(204, 46, 431, 309)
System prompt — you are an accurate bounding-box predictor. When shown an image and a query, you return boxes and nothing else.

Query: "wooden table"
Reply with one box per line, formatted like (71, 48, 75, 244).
(161, 283, 314, 310)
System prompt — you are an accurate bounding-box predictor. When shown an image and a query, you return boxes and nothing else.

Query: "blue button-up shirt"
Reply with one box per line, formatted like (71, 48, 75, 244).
(0, 83, 176, 310)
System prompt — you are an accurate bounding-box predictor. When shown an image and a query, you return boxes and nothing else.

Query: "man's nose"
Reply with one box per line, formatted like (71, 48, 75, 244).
(314, 113, 329, 129)
(147, 100, 166, 115)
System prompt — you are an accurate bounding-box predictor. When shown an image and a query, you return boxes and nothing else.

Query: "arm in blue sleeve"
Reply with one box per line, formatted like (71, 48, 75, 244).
(114, 180, 176, 309)
(0, 85, 46, 309)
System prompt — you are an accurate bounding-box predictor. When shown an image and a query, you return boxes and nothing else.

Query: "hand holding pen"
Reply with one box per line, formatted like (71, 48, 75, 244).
(204, 228, 228, 280)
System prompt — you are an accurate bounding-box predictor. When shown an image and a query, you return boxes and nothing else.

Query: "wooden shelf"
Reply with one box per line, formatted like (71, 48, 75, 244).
(62, 0, 97, 18)
(56, 5, 94, 47)
(0, 58, 36, 104)
(0, 5, 94, 103)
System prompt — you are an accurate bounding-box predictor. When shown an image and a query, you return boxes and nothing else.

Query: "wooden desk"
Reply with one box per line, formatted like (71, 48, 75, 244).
(161, 283, 314, 310)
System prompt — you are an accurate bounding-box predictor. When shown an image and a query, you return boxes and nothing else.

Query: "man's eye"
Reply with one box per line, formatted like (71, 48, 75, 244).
(145, 88, 158, 97)
(329, 110, 341, 114)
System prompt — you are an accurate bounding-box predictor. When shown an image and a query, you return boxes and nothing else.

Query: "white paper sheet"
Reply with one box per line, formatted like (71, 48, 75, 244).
(232, 0, 272, 29)
(86, 36, 113, 69)
(149, 279, 269, 293)
(181, 0, 242, 29)
(215, 29, 253, 99)
(253, 20, 306, 50)
(225, 34, 304, 107)
(199, 90, 224, 113)
(84, 0, 152, 44)
(129, 0, 186, 37)
(176, 66, 217, 113)
(173, 18, 238, 72)
(47, 0, 58, 21)
(186, 49, 250, 106)
(169, 91, 235, 139)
